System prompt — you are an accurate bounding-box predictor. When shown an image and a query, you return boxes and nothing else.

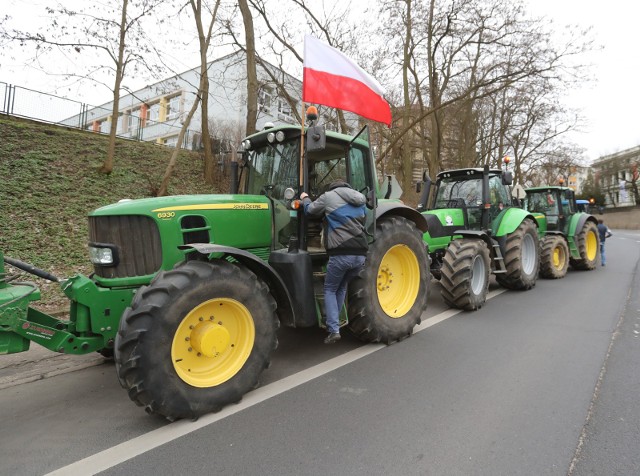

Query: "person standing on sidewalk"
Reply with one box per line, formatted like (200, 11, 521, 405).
(597, 218, 612, 266)
(300, 179, 368, 344)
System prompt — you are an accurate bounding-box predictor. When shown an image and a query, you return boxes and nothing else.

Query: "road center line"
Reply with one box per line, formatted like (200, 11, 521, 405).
(46, 288, 506, 476)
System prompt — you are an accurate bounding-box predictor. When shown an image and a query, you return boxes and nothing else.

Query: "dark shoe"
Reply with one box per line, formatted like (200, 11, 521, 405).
(324, 332, 341, 344)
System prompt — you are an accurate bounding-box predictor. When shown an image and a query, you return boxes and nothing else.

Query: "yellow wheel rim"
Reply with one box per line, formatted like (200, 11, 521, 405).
(376, 244, 420, 318)
(553, 244, 566, 270)
(171, 298, 255, 388)
(585, 229, 598, 261)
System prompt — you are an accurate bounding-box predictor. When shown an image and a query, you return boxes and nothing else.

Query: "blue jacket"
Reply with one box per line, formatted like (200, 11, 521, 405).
(597, 223, 611, 242)
(302, 182, 368, 256)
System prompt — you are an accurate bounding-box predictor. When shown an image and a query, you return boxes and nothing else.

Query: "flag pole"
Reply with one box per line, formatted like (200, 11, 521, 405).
(299, 101, 306, 191)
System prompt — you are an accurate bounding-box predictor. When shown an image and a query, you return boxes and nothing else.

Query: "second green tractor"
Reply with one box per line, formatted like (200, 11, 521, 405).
(417, 166, 540, 312)
(523, 186, 599, 279)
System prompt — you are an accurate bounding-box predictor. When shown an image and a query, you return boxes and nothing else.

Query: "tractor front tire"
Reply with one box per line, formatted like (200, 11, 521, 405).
(496, 218, 539, 290)
(115, 260, 278, 421)
(570, 221, 599, 270)
(347, 217, 429, 344)
(440, 239, 490, 311)
(539, 235, 569, 279)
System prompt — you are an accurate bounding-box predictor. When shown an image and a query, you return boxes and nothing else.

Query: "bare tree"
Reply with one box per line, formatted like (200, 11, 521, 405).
(2, 0, 166, 174)
(157, 0, 221, 196)
(375, 0, 594, 193)
(238, 0, 258, 136)
(189, 0, 220, 184)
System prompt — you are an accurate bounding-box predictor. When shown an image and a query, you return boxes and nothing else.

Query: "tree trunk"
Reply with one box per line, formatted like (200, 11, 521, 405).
(239, 0, 257, 136)
(191, 0, 216, 184)
(157, 90, 202, 196)
(101, 0, 128, 174)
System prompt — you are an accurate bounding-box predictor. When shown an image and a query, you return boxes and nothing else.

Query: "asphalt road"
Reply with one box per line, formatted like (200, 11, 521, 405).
(1, 230, 639, 476)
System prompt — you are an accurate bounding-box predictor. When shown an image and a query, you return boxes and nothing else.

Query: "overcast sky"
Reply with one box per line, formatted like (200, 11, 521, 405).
(525, 0, 640, 162)
(3, 0, 639, 164)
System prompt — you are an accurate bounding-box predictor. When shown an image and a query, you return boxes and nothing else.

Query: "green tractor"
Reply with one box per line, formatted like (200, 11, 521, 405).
(1, 111, 429, 420)
(416, 166, 539, 311)
(523, 186, 599, 278)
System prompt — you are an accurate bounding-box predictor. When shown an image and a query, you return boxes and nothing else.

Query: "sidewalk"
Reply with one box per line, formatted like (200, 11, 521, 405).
(0, 343, 106, 390)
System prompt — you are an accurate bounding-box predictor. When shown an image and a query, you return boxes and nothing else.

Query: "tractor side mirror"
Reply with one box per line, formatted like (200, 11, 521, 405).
(502, 171, 513, 186)
(306, 125, 326, 152)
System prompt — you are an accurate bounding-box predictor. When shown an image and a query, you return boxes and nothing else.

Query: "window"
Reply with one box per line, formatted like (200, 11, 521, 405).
(148, 103, 160, 122)
(130, 108, 141, 131)
(277, 98, 290, 115)
(167, 95, 181, 121)
(258, 88, 272, 112)
(164, 136, 179, 148)
(99, 120, 110, 134)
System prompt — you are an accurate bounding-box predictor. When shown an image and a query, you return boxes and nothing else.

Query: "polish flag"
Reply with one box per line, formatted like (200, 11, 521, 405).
(303, 35, 392, 127)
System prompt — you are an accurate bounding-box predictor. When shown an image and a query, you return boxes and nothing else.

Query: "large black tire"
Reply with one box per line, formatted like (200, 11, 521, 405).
(495, 218, 539, 290)
(347, 216, 429, 344)
(440, 239, 490, 311)
(539, 235, 569, 279)
(570, 221, 599, 270)
(115, 260, 278, 421)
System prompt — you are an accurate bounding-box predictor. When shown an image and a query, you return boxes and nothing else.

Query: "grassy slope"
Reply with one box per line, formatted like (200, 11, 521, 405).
(0, 116, 227, 310)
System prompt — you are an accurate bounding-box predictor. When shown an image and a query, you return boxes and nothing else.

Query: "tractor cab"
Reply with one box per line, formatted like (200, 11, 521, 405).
(524, 186, 576, 232)
(422, 166, 514, 234)
(237, 116, 379, 256)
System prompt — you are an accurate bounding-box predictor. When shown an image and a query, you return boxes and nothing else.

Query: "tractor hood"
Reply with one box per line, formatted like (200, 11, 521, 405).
(90, 194, 271, 217)
(87, 194, 274, 285)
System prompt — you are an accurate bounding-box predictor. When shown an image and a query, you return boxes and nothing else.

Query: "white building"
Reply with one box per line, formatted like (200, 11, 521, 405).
(591, 145, 640, 207)
(63, 51, 303, 149)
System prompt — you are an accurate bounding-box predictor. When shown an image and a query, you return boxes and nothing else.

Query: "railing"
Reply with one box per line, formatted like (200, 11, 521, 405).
(1, 82, 197, 150)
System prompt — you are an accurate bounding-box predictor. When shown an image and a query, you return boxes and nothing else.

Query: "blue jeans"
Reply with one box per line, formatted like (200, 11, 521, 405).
(600, 242, 606, 265)
(324, 255, 366, 334)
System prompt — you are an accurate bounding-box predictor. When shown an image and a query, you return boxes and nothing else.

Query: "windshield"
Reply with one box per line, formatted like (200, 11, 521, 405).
(434, 177, 483, 208)
(245, 139, 300, 199)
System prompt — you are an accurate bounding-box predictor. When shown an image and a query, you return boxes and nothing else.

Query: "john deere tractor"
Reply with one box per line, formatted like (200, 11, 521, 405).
(524, 186, 599, 278)
(0, 110, 429, 420)
(417, 166, 539, 311)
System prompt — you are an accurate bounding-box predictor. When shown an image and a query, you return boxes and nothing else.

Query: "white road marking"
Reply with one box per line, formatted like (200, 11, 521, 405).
(46, 288, 506, 476)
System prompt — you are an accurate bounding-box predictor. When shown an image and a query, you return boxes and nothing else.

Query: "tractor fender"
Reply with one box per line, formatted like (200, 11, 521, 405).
(494, 208, 538, 237)
(569, 213, 597, 238)
(376, 201, 428, 233)
(449, 229, 494, 251)
(179, 243, 295, 327)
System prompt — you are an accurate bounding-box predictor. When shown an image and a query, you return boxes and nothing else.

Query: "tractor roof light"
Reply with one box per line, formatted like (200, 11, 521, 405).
(242, 139, 252, 150)
(306, 106, 318, 123)
(268, 131, 286, 144)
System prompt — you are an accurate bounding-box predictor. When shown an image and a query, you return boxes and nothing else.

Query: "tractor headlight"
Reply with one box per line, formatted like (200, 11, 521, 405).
(242, 139, 252, 150)
(267, 132, 276, 143)
(88, 243, 119, 266)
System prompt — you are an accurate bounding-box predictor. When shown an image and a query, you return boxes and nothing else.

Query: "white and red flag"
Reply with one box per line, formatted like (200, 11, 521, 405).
(302, 35, 392, 127)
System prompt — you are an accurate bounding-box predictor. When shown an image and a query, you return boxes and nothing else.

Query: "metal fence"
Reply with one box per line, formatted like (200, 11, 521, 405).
(1, 82, 198, 149)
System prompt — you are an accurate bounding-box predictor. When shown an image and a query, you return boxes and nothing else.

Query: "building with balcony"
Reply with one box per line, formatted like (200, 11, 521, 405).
(591, 145, 640, 207)
(62, 51, 303, 150)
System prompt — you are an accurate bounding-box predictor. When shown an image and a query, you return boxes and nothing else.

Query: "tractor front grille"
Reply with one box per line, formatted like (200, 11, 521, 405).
(89, 215, 162, 278)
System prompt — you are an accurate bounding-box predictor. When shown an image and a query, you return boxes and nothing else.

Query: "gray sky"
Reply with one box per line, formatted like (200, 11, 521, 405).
(3, 0, 639, 163)
(526, 0, 640, 162)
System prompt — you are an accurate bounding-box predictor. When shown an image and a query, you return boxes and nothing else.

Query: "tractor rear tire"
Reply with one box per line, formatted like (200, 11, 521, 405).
(496, 218, 539, 290)
(570, 221, 599, 270)
(440, 239, 490, 311)
(347, 216, 429, 344)
(539, 235, 569, 279)
(115, 260, 278, 421)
